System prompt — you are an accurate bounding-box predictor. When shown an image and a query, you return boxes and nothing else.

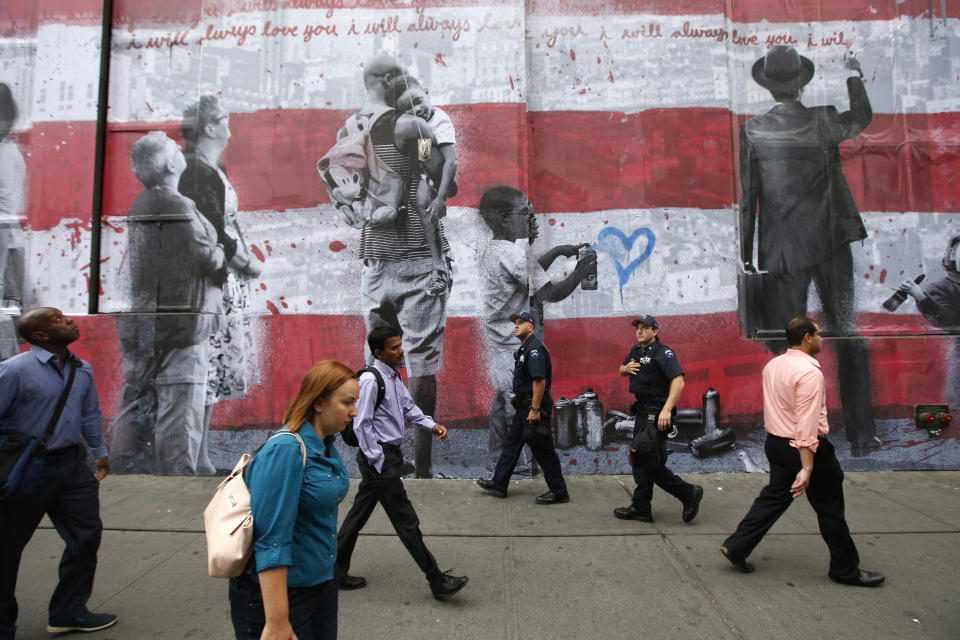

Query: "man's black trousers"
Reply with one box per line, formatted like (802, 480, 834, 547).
(722, 434, 860, 580)
(0, 445, 102, 639)
(492, 412, 567, 494)
(629, 413, 697, 514)
(336, 443, 440, 580)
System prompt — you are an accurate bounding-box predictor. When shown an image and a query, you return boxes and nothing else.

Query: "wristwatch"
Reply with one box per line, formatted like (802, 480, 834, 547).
(530, 406, 540, 412)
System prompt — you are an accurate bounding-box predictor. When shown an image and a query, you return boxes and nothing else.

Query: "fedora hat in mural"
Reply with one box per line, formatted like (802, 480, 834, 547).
(751, 45, 814, 92)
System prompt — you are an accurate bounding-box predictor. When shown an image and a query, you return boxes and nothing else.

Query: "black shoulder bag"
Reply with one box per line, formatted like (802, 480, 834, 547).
(0, 363, 77, 502)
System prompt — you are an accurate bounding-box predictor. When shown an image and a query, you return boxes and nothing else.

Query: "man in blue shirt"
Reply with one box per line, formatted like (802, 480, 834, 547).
(0, 307, 117, 637)
(335, 325, 468, 600)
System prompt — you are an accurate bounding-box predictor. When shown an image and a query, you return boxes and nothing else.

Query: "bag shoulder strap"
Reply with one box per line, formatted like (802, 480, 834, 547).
(267, 430, 307, 468)
(42, 362, 78, 446)
(358, 366, 386, 409)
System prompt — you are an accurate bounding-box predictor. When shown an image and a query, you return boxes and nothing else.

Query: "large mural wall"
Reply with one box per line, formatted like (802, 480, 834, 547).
(1, 0, 958, 476)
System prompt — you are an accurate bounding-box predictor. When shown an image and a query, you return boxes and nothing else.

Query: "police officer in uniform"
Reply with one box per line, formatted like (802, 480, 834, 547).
(477, 311, 569, 504)
(615, 316, 703, 523)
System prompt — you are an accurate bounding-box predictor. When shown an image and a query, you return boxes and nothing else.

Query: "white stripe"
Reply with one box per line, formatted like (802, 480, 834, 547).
(2, 12, 953, 125)
(82, 207, 957, 319)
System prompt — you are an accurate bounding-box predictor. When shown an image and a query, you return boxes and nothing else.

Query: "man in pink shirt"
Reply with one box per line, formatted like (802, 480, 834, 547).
(720, 317, 884, 587)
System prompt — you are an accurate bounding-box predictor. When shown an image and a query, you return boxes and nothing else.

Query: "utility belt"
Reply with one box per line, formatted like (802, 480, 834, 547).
(511, 390, 553, 417)
(630, 399, 668, 416)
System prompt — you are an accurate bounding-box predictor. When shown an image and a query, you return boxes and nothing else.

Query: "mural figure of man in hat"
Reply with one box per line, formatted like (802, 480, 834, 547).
(739, 45, 877, 456)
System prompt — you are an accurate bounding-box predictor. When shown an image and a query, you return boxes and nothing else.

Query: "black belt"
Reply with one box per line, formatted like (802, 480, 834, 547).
(45, 443, 83, 458)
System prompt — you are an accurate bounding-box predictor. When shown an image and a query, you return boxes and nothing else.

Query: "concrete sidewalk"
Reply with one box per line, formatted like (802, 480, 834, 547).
(14, 471, 960, 639)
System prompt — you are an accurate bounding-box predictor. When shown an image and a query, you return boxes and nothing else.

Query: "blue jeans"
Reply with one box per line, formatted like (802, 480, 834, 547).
(229, 574, 337, 640)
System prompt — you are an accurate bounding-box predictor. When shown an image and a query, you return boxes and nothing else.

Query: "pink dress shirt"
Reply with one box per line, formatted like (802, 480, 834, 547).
(761, 349, 829, 451)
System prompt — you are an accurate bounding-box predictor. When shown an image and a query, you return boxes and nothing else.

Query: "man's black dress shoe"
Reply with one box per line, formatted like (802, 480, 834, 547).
(830, 570, 885, 587)
(720, 546, 755, 573)
(339, 574, 367, 590)
(535, 490, 569, 505)
(477, 478, 507, 498)
(682, 484, 704, 523)
(613, 505, 653, 522)
(429, 570, 469, 600)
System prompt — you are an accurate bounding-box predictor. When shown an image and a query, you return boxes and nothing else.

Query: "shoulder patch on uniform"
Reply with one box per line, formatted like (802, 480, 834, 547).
(529, 349, 540, 358)
(664, 349, 675, 358)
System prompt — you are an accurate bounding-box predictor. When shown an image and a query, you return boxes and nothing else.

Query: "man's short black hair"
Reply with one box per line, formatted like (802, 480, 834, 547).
(368, 325, 402, 354)
(16, 307, 54, 345)
(785, 316, 818, 346)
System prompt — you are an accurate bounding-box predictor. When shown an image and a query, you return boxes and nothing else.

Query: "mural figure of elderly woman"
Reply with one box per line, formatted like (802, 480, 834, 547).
(0, 83, 26, 360)
(179, 95, 263, 470)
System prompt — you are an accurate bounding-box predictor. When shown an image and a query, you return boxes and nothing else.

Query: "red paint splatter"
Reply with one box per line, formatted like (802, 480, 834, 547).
(281, 301, 288, 309)
(145, 101, 153, 112)
(569, 49, 576, 61)
(864, 273, 870, 279)
(879, 268, 887, 284)
(329, 240, 347, 252)
(509, 75, 515, 90)
(569, 458, 577, 465)
(548, 218, 556, 226)
(597, 56, 601, 64)
(434, 53, 447, 66)
(290, 242, 297, 248)
(306, 300, 312, 305)
(868, 264, 875, 270)
(260, 282, 267, 290)
(265, 300, 280, 314)
(250, 245, 265, 262)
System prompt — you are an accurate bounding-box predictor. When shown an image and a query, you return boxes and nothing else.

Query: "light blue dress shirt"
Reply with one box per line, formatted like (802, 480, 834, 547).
(0, 345, 106, 458)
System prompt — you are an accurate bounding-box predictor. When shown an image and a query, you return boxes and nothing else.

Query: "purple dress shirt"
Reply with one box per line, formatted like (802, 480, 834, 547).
(355, 359, 435, 472)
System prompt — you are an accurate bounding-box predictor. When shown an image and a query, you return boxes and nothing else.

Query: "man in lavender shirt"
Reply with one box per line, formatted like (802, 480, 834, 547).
(335, 325, 468, 600)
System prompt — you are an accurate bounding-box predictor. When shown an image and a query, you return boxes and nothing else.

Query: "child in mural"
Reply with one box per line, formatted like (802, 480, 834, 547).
(389, 76, 459, 297)
(111, 132, 225, 475)
(894, 235, 960, 409)
(477, 185, 596, 457)
(179, 95, 263, 471)
(0, 83, 26, 360)
(347, 54, 451, 478)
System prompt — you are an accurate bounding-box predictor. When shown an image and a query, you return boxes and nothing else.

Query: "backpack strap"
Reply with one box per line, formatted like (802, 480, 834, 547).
(358, 366, 386, 409)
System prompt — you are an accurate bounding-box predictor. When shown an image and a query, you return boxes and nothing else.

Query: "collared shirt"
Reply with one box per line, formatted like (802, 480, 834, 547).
(622, 339, 683, 404)
(248, 423, 349, 588)
(761, 349, 829, 451)
(355, 358, 436, 473)
(0, 345, 106, 458)
(513, 334, 551, 396)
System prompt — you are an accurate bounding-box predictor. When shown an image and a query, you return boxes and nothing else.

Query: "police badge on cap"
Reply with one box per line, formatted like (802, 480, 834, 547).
(509, 311, 536, 326)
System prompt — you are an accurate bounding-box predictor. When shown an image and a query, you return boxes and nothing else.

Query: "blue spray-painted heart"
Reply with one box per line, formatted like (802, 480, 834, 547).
(596, 227, 656, 302)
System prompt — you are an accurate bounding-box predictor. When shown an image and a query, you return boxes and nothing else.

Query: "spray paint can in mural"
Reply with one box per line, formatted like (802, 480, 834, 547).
(553, 396, 577, 449)
(579, 245, 598, 290)
(583, 389, 604, 451)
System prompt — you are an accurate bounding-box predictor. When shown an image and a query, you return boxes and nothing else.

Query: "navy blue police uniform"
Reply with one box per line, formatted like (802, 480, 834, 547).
(491, 334, 567, 496)
(623, 339, 699, 518)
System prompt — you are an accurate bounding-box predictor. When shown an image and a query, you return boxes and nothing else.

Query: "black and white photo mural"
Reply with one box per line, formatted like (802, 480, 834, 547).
(0, 0, 957, 475)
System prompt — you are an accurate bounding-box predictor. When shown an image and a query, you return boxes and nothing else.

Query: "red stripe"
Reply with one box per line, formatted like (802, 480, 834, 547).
(529, 109, 960, 214)
(527, 0, 958, 22)
(19, 107, 960, 231)
(72, 312, 951, 429)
